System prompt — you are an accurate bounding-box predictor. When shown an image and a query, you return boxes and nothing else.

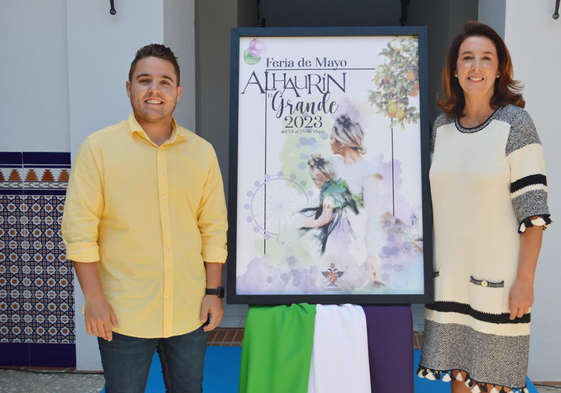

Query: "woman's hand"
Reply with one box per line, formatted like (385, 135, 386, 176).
(303, 216, 315, 228)
(508, 277, 534, 320)
(508, 224, 542, 320)
(365, 255, 385, 285)
(304, 205, 334, 228)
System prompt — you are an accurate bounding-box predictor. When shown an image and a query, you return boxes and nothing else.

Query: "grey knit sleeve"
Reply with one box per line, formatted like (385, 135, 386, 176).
(431, 114, 453, 156)
(505, 107, 551, 233)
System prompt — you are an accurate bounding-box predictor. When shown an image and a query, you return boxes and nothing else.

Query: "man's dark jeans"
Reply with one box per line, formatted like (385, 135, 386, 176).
(98, 326, 208, 393)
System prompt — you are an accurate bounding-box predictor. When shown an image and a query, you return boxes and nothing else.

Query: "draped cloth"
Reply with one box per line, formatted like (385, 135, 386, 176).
(239, 304, 413, 393)
(239, 304, 316, 393)
(363, 305, 414, 393)
(307, 304, 371, 393)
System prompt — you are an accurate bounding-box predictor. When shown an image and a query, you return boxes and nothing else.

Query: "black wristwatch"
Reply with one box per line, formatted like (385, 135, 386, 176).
(205, 287, 225, 298)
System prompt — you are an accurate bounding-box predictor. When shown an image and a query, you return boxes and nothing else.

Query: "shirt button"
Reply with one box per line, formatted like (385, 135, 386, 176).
(481, 280, 488, 287)
(165, 295, 169, 299)
(167, 269, 171, 274)
(161, 195, 166, 200)
(163, 220, 168, 225)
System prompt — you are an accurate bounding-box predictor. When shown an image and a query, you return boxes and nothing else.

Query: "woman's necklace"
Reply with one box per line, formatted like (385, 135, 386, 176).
(463, 108, 494, 127)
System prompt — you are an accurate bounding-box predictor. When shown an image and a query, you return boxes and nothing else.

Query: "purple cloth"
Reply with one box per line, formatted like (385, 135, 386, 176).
(362, 305, 414, 393)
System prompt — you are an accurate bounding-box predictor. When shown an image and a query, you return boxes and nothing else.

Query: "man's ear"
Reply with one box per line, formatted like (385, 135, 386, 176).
(176, 85, 183, 103)
(126, 80, 131, 97)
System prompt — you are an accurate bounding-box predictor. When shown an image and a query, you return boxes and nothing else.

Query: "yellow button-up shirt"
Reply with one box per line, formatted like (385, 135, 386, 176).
(62, 114, 228, 338)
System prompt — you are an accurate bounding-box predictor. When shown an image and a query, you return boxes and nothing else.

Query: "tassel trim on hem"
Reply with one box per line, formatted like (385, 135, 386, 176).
(518, 215, 552, 233)
(416, 366, 529, 393)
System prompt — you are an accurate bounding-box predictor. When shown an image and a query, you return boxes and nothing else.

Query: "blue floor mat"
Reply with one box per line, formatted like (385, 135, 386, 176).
(100, 347, 241, 393)
(103, 348, 538, 392)
(143, 347, 241, 393)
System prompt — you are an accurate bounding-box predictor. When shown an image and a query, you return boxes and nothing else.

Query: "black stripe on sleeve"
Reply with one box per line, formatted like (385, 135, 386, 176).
(511, 174, 547, 193)
(426, 301, 531, 324)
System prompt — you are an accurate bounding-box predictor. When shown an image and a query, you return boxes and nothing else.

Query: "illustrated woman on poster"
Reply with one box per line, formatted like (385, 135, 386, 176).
(300, 154, 360, 254)
(330, 114, 385, 285)
(300, 154, 368, 292)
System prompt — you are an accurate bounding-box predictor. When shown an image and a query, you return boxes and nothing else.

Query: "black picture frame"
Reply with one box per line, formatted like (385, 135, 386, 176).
(227, 26, 433, 305)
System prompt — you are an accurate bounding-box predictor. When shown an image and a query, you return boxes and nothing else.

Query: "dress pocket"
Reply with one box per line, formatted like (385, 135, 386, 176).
(469, 275, 505, 315)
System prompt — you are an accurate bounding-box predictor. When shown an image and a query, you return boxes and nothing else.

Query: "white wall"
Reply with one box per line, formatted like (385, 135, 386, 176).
(505, 0, 561, 381)
(0, 0, 70, 151)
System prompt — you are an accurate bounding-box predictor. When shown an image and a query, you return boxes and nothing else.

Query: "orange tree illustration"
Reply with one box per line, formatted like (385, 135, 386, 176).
(367, 37, 420, 214)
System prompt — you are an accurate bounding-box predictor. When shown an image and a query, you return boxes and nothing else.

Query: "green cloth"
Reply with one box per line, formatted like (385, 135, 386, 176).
(239, 304, 317, 393)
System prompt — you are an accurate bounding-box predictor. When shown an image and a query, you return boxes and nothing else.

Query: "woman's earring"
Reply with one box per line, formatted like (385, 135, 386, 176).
(338, 146, 343, 154)
(496, 75, 499, 78)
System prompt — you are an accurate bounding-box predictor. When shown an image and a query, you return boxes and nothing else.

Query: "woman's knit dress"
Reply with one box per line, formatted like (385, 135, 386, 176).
(418, 105, 551, 393)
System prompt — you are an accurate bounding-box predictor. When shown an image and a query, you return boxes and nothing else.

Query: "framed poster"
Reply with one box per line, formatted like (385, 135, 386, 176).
(228, 27, 433, 304)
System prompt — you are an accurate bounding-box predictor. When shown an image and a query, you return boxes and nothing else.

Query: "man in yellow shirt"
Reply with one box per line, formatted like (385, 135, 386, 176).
(62, 44, 228, 392)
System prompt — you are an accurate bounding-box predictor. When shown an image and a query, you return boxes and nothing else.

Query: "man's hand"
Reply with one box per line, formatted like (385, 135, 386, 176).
(84, 295, 120, 341)
(200, 295, 223, 332)
(508, 277, 534, 320)
(73, 261, 120, 341)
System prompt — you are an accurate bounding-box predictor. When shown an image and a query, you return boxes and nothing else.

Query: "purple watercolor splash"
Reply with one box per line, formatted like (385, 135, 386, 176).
(237, 257, 322, 295)
(248, 38, 266, 58)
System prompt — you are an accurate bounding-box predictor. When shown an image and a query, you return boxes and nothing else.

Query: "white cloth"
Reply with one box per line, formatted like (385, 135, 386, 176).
(307, 304, 371, 393)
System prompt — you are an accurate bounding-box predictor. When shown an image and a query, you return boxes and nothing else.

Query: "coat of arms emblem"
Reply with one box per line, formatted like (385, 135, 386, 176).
(322, 263, 344, 287)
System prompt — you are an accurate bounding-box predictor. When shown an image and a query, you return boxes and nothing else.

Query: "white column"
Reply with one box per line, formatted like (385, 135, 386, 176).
(505, 0, 561, 382)
(478, 0, 506, 38)
(196, 0, 238, 196)
(164, 0, 197, 131)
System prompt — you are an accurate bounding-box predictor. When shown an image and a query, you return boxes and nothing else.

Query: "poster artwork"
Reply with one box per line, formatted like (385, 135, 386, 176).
(231, 31, 429, 302)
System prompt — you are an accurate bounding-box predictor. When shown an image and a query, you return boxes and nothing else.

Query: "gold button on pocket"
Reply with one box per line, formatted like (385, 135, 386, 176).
(469, 276, 505, 314)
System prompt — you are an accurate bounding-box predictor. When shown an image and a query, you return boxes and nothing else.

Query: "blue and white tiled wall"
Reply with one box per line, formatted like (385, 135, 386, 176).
(0, 152, 75, 367)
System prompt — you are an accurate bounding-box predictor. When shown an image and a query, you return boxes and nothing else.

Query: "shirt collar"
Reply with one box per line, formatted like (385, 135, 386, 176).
(127, 113, 187, 145)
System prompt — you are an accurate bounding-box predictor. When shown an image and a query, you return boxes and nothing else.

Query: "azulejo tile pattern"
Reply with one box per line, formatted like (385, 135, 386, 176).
(0, 152, 74, 347)
(0, 152, 70, 196)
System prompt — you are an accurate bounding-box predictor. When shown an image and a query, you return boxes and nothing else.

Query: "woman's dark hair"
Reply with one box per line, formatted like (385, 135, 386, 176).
(129, 44, 180, 85)
(438, 21, 524, 117)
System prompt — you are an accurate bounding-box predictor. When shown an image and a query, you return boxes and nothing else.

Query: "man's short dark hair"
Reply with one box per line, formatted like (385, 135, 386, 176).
(129, 44, 181, 85)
